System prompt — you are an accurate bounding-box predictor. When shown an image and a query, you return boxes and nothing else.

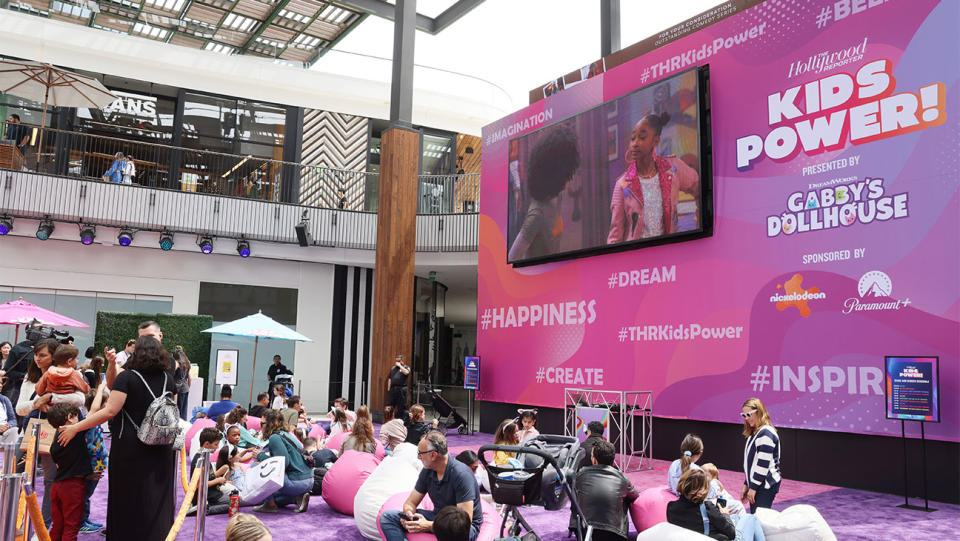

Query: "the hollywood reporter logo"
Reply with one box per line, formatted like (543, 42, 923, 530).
(480, 300, 598, 330)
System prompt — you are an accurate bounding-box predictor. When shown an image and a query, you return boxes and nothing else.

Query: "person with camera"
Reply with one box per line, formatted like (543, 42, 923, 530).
(1, 337, 33, 408)
(387, 354, 410, 419)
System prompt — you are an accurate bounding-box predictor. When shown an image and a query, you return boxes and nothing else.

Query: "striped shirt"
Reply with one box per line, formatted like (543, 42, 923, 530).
(743, 424, 781, 490)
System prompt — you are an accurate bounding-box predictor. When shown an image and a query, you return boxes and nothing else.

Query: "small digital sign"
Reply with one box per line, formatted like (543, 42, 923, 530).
(885, 356, 940, 422)
(463, 356, 480, 390)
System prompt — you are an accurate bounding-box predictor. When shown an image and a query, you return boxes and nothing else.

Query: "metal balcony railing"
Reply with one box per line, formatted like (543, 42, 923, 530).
(0, 120, 480, 213)
(0, 169, 478, 252)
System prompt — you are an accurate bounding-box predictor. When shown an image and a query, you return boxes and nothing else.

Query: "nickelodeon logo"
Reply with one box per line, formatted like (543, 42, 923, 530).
(770, 273, 826, 317)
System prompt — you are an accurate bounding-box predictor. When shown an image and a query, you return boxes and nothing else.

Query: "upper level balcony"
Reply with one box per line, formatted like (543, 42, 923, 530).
(0, 121, 480, 254)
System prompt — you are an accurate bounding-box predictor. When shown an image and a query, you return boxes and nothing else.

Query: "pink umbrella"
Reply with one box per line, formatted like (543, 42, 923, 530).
(0, 297, 90, 342)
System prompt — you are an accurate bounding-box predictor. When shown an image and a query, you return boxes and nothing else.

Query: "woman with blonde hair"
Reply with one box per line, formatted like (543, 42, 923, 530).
(225, 513, 271, 541)
(740, 397, 781, 512)
(667, 469, 765, 540)
(340, 416, 377, 454)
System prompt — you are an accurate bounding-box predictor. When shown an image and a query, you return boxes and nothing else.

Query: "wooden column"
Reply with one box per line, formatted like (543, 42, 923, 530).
(370, 126, 419, 412)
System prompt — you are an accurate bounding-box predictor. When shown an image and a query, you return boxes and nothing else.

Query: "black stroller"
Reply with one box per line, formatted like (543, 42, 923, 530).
(479, 435, 593, 541)
(427, 387, 470, 434)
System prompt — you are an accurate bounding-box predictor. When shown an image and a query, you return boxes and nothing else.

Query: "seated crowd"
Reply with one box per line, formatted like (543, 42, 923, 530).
(0, 320, 787, 541)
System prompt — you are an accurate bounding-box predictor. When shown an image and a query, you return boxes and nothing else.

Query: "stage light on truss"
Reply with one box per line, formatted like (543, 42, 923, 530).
(198, 235, 213, 254)
(36, 219, 54, 241)
(159, 231, 174, 251)
(117, 227, 134, 247)
(236, 239, 250, 258)
(0, 216, 12, 235)
(79, 225, 96, 245)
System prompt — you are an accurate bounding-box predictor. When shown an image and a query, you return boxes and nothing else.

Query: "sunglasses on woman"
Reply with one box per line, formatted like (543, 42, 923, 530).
(740, 409, 757, 419)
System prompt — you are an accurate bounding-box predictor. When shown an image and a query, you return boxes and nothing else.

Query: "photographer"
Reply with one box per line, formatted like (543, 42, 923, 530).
(387, 354, 410, 419)
(1, 337, 34, 407)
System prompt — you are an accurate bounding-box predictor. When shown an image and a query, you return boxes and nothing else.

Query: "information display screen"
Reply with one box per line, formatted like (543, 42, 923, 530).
(885, 356, 940, 422)
(463, 356, 480, 390)
(506, 67, 711, 265)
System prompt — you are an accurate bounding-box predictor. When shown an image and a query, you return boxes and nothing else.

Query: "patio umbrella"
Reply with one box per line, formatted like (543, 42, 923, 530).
(0, 59, 116, 162)
(202, 311, 312, 406)
(0, 297, 90, 342)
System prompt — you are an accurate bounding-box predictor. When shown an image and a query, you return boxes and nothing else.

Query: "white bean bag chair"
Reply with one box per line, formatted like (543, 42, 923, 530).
(354, 443, 423, 540)
(755, 504, 837, 541)
(636, 521, 711, 540)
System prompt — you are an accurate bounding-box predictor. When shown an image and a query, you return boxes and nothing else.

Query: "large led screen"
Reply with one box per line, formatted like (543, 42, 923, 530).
(506, 68, 711, 265)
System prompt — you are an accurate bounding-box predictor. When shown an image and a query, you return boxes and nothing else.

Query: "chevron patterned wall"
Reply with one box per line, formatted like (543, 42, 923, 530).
(300, 109, 370, 208)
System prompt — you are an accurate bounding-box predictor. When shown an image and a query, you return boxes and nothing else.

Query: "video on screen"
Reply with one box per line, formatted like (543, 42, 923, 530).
(507, 67, 711, 265)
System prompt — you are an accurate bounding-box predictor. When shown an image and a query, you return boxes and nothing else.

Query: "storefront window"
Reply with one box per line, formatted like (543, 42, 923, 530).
(182, 92, 284, 159)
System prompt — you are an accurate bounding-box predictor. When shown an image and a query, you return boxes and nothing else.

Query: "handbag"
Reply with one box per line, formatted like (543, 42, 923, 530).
(19, 418, 56, 454)
(239, 455, 286, 505)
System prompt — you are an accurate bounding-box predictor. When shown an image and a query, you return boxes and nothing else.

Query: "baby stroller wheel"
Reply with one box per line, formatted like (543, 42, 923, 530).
(458, 425, 468, 435)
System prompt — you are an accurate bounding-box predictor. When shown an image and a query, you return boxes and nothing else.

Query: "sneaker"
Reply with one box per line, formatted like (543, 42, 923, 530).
(294, 493, 310, 513)
(252, 502, 279, 514)
(80, 521, 101, 533)
(89, 521, 104, 529)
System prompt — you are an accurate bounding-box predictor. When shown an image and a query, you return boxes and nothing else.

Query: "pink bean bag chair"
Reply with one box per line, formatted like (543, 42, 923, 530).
(245, 416, 261, 432)
(630, 487, 676, 533)
(185, 418, 216, 454)
(322, 450, 381, 515)
(376, 492, 499, 541)
(325, 430, 351, 452)
(309, 424, 325, 441)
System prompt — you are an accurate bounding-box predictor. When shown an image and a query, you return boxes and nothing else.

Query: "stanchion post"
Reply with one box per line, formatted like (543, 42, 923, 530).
(1, 443, 15, 474)
(0, 473, 24, 540)
(25, 422, 41, 539)
(29, 423, 40, 485)
(194, 448, 211, 541)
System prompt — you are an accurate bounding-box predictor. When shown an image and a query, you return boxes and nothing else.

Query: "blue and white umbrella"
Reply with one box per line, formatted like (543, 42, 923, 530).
(202, 311, 311, 405)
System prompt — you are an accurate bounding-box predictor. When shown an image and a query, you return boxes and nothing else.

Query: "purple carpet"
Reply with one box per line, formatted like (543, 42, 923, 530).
(40, 428, 960, 539)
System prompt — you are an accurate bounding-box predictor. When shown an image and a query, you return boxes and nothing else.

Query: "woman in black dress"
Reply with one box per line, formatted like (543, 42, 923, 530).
(57, 336, 175, 540)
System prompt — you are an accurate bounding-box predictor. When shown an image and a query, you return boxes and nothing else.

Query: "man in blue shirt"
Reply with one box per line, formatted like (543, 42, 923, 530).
(5, 114, 30, 154)
(205, 384, 239, 421)
(379, 431, 482, 541)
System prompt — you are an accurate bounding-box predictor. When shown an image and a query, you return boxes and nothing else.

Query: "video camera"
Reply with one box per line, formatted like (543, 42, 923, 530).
(24, 319, 70, 344)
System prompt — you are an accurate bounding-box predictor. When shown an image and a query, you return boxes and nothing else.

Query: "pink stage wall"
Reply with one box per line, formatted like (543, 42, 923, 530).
(478, 0, 959, 442)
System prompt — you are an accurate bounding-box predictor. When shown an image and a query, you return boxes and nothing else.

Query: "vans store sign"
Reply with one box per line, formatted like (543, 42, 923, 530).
(100, 91, 158, 119)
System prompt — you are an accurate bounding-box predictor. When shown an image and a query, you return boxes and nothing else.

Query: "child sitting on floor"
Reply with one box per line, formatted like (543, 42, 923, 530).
(216, 443, 249, 493)
(302, 437, 337, 467)
(667, 434, 716, 499)
(36, 345, 90, 398)
(701, 463, 747, 516)
(221, 425, 259, 462)
(192, 428, 236, 508)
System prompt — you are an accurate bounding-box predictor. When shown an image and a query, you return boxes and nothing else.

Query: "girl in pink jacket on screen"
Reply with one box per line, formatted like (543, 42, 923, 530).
(607, 112, 699, 244)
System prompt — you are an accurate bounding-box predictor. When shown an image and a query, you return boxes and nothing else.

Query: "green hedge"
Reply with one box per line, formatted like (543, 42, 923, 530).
(94, 311, 213, 400)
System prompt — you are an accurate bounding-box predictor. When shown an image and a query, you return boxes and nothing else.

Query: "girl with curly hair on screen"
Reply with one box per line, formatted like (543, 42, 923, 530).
(607, 112, 699, 244)
(508, 124, 581, 261)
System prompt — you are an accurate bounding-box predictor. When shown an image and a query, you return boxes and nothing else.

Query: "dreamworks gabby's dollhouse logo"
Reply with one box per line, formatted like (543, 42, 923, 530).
(842, 270, 911, 315)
